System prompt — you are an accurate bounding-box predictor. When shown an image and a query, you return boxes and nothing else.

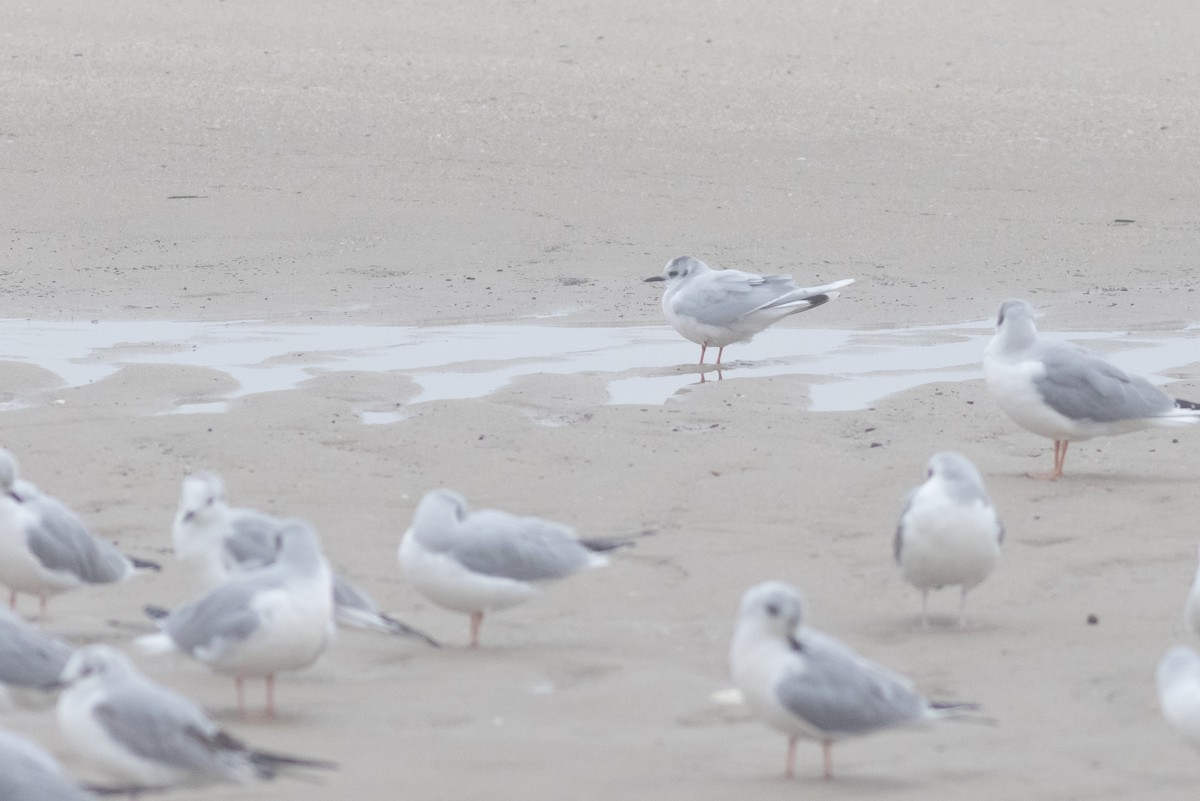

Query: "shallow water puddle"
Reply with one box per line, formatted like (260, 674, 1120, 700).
(0, 318, 1194, 420)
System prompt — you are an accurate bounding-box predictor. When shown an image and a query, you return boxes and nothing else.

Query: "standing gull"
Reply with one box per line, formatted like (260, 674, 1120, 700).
(0, 448, 160, 616)
(138, 520, 334, 717)
(729, 581, 976, 780)
(1184, 544, 1200, 638)
(173, 471, 436, 645)
(1156, 645, 1200, 749)
(57, 644, 334, 791)
(894, 452, 1004, 628)
(399, 488, 624, 647)
(983, 298, 1200, 479)
(0, 727, 93, 801)
(645, 256, 854, 366)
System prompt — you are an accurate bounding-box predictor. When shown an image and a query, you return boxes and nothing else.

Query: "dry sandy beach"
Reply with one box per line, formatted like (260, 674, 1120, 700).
(3, 1, 1200, 799)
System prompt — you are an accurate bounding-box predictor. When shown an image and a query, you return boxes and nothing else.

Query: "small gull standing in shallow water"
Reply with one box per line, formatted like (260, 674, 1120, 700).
(894, 452, 1004, 628)
(0, 727, 93, 801)
(173, 471, 437, 645)
(645, 256, 854, 366)
(57, 644, 335, 791)
(138, 519, 335, 717)
(1156, 645, 1200, 749)
(0, 448, 160, 616)
(399, 488, 625, 647)
(983, 298, 1200, 479)
(729, 581, 977, 780)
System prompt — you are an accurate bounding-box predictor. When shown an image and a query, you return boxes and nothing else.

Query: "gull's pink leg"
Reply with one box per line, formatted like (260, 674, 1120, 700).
(265, 673, 276, 718)
(784, 734, 797, 778)
(469, 611, 484, 648)
(715, 346, 725, 366)
(698, 344, 707, 365)
(1027, 440, 1068, 480)
(822, 740, 834, 781)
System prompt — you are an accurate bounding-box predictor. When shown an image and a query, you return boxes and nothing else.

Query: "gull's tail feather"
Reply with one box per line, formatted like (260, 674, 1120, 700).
(130, 556, 162, 572)
(334, 605, 439, 647)
(248, 746, 338, 779)
(143, 605, 171, 621)
(580, 528, 656, 554)
(1174, 397, 1200, 412)
(85, 783, 170, 797)
(929, 700, 996, 726)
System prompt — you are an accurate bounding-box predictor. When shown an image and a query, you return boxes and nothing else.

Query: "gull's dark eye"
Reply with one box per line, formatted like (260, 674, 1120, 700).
(668, 270, 678, 278)
(206, 497, 215, 506)
(997, 310, 1005, 327)
(926, 468, 934, 479)
(765, 603, 780, 617)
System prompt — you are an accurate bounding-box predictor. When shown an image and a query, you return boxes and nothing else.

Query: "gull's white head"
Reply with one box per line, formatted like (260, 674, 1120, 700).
(274, 519, 328, 576)
(644, 256, 709, 286)
(925, 451, 990, 504)
(59, 644, 137, 687)
(736, 581, 805, 642)
(176, 471, 228, 525)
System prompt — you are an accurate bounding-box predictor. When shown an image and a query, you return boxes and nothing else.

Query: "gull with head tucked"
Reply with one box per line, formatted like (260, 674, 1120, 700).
(400, 488, 625, 647)
(984, 298, 1200, 479)
(138, 519, 335, 717)
(645, 256, 854, 366)
(729, 581, 977, 780)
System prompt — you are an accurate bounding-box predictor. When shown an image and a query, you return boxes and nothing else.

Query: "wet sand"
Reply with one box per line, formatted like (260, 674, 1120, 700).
(3, 1, 1200, 799)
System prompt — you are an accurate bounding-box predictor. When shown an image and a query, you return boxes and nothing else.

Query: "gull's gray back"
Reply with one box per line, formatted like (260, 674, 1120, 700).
(225, 511, 282, 569)
(0, 612, 73, 688)
(0, 729, 92, 801)
(451, 510, 592, 582)
(92, 677, 240, 780)
(166, 580, 267, 655)
(776, 634, 927, 736)
(676, 271, 800, 328)
(1036, 341, 1174, 422)
(18, 489, 130, 583)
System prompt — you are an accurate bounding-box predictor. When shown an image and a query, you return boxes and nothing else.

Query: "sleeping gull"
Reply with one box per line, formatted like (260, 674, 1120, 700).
(0, 727, 93, 801)
(1156, 645, 1200, 749)
(57, 644, 335, 790)
(893, 452, 1003, 628)
(173, 471, 437, 646)
(729, 581, 977, 780)
(0, 448, 160, 616)
(644, 256, 853, 366)
(984, 298, 1200, 479)
(138, 519, 335, 717)
(399, 488, 625, 647)
(0, 606, 74, 705)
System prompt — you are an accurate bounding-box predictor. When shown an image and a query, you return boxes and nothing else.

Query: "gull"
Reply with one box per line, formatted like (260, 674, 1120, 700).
(893, 452, 1004, 628)
(0, 607, 74, 705)
(644, 256, 854, 366)
(173, 471, 437, 646)
(0, 448, 160, 616)
(0, 727, 93, 801)
(138, 519, 335, 717)
(984, 298, 1200, 479)
(1156, 645, 1200, 749)
(57, 644, 335, 791)
(399, 488, 625, 647)
(729, 581, 976, 780)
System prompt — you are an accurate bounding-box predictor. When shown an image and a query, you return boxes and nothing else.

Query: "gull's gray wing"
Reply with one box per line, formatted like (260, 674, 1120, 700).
(224, 511, 282, 570)
(91, 679, 243, 780)
(451, 510, 593, 582)
(19, 491, 131, 583)
(678, 270, 799, 327)
(0, 613, 73, 688)
(777, 632, 927, 737)
(165, 581, 265, 656)
(1036, 342, 1175, 423)
(0, 728, 93, 801)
